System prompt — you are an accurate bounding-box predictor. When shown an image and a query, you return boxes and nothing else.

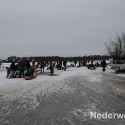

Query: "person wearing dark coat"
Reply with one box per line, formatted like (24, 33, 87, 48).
(18, 59, 26, 78)
(26, 59, 31, 70)
(10, 61, 16, 70)
(50, 62, 54, 74)
(59, 61, 62, 70)
(74, 61, 77, 67)
(41, 60, 45, 73)
(102, 60, 106, 71)
(63, 61, 67, 71)
(25, 59, 36, 78)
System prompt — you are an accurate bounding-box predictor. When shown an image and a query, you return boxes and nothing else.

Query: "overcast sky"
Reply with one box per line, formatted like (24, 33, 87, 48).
(0, 0, 125, 59)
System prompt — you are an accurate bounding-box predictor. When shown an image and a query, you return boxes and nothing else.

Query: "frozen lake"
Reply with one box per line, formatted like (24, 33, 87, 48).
(0, 66, 125, 125)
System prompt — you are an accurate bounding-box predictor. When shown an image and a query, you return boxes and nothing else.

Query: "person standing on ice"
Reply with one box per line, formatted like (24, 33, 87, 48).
(79, 60, 81, 67)
(41, 59, 45, 73)
(6, 67, 10, 78)
(32, 58, 35, 66)
(59, 61, 62, 70)
(102, 60, 106, 71)
(9, 61, 16, 78)
(26, 59, 31, 71)
(50, 62, 54, 74)
(18, 58, 25, 78)
(74, 60, 77, 67)
(63, 60, 67, 71)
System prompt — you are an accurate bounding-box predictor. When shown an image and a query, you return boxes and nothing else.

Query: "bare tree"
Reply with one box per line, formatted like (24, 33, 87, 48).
(105, 33, 125, 59)
(122, 33, 125, 55)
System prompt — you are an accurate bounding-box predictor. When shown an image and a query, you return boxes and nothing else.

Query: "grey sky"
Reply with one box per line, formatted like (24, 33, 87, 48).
(0, 0, 125, 59)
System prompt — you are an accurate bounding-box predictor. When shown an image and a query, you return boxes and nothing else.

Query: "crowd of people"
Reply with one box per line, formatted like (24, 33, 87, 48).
(6, 59, 107, 79)
(87, 60, 107, 71)
(6, 59, 36, 79)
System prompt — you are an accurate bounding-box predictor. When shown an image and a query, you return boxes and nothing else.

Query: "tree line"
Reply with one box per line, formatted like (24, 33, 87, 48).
(5, 55, 110, 63)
